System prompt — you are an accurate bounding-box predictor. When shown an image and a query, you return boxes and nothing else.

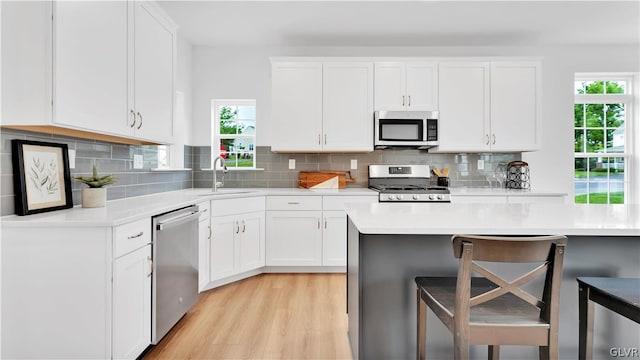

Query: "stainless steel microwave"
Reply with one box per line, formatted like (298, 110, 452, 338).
(374, 110, 439, 149)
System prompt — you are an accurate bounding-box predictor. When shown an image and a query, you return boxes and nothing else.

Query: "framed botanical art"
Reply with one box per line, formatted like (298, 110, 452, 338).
(11, 140, 73, 216)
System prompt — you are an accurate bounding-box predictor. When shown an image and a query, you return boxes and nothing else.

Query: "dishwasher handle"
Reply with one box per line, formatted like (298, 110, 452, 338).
(156, 208, 201, 231)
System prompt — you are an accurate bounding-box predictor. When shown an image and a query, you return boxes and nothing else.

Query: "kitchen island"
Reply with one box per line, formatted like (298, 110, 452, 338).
(345, 202, 640, 360)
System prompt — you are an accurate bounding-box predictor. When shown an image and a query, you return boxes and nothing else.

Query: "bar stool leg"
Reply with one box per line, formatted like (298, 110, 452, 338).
(578, 283, 594, 360)
(488, 345, 499, 360)
(417, 288, 427, 360)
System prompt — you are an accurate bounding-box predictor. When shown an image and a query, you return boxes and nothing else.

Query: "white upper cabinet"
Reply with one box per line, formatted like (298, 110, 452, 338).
(436, 62, 491, 152)
(490, 61, 541, 151)
(54, 1, 129, 135)
(374, 62, 438, 111)
(435, 60, 540, 152)
(271, 62, 323, 152)
(131, 1, 175, 143)
(1, 1, 176, 144)
(270, 60, 374, 152)
(322, 62, 373, 151)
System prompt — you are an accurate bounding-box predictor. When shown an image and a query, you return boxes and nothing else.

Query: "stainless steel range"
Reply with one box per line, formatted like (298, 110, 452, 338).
(368, 164, 451, 202)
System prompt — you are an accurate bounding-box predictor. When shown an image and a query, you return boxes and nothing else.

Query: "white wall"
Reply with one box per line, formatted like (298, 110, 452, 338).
(191, 44, 640, 197)
(172, 32, 193, 167)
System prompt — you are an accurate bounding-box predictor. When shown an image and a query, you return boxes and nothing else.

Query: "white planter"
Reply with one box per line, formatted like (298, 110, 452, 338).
(82, 188, 106, 208)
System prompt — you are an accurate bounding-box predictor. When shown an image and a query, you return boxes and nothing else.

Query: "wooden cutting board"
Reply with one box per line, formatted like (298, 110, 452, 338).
(298, 171, 355, 189)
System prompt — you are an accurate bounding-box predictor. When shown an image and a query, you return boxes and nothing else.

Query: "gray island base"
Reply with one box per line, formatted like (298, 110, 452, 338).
(345, 203, 640, 360)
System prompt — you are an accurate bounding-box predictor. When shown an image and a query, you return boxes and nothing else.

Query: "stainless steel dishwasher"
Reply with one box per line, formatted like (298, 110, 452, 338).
(151, 204, 200, 345)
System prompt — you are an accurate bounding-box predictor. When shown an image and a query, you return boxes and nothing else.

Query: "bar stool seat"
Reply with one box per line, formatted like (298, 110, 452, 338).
(415, 234, 568, 360)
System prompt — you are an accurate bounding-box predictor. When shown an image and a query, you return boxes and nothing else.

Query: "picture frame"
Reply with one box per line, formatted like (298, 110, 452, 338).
(11, 140, 73, 216)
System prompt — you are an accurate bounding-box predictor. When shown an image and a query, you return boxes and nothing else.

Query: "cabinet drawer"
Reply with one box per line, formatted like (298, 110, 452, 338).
(211, 196, 265, 217)
(266, 196, 322, 211)
(114, 218, 151, 258)
(197, 201, 211, 221)
(323, 195, 377, 211)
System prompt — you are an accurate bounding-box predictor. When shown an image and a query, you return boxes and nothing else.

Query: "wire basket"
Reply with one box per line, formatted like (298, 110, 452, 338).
(505, 161, 530, 190)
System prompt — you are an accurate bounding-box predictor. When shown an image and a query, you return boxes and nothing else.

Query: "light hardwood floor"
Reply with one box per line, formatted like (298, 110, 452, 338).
(143, 273, 352, 360)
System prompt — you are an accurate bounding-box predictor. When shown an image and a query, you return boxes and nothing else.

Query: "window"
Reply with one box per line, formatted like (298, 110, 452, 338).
(574, 76, 633, 204)
(211, 100, 256, 168)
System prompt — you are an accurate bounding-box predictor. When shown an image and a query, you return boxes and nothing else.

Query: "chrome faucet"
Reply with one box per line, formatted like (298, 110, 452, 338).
(212, 156, 228, 192)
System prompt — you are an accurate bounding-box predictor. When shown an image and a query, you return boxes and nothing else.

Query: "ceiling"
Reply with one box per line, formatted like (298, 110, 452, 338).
(158, 1, 640, 48)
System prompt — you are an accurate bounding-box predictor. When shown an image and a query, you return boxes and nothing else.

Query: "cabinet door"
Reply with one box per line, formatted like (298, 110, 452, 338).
(133, 1, 174, 142)
(323, 210, 347, 267)
(113, 244, 152, 360)
(210, 215, 239, 281)
(266, 211, 322, 266)
(198, 218, 210, 291)
(271, 62, 323, 151)
(374, 62, 406, 111)
(405, 62, 438, 111)
(238, 212, 265, 272)
(54, 1, 129, 135)
(323, 62, 374, 151)
(491, 61, 541, 151)
(437, 62, 490, 152)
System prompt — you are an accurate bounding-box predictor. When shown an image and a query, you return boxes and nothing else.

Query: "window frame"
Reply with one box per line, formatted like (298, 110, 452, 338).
(211, 99, 257, 170)
(574, 73, 636, 204)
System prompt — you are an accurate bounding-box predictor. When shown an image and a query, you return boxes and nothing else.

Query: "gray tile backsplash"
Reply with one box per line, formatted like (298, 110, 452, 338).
(192, 146, 519, 190)
(0, 128, 518, 216)
(0, 128, 193, 216)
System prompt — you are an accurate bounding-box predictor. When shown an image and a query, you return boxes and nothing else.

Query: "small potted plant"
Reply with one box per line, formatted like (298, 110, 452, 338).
(74, 164, 117, 208)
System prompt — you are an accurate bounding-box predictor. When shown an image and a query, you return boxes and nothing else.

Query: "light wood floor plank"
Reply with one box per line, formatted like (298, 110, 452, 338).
(143, 273, 352, 360)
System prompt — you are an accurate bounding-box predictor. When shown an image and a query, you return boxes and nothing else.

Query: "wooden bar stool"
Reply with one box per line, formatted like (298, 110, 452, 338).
(415, 234, 567, 360)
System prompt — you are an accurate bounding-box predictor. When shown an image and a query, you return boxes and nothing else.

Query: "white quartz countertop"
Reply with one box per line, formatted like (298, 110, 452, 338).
(449, 188, 568, 197)
(345, 202, 640, 236)
(0, 187, 377, 227)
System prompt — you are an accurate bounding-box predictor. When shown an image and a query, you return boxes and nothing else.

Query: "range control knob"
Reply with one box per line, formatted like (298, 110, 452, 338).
(429, 194, 436, 200)
(437, 195, 443, 200)
(387, 194, 395, 201)
(395, 195, 403, 201)
(412, 195, 419, 200)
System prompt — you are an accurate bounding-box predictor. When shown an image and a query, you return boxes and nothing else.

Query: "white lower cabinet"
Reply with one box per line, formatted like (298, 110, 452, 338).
(322, 210, 348, 266)
(112, 217, 152, 360)
(266, 210, 323, 266)
(198, 201, 211, 291)
(209, 197, 266, 283)
(265, 195, 377, 268)
(112, 244, 152, 360)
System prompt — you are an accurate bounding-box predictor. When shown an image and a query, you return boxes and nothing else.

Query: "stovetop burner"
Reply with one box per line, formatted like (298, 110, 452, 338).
(368, 164, 451, 203)
(370, 184, 429, 191)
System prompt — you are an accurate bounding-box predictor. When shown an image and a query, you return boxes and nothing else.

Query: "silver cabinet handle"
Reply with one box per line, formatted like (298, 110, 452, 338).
(324, 218, 327, 229)
(485, 134, 490, 145)
(317, 218, 321, 229)
(207, 225, 211, 240)
(136, 112, 143, 130)
(130, 109, 136, 128)
(402, 95, 405, 107)
(492, 134, 496, 145)
(408, 95, 411, 107)
(324, 134, 327, 145)
(242, 220, 246, 233)
(146, 256, 153, 278)
(235, 220, 240, 234)
(318, 134, 321, 145)
(127, 231, 144, 239)
(287, 202, 300, 205)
